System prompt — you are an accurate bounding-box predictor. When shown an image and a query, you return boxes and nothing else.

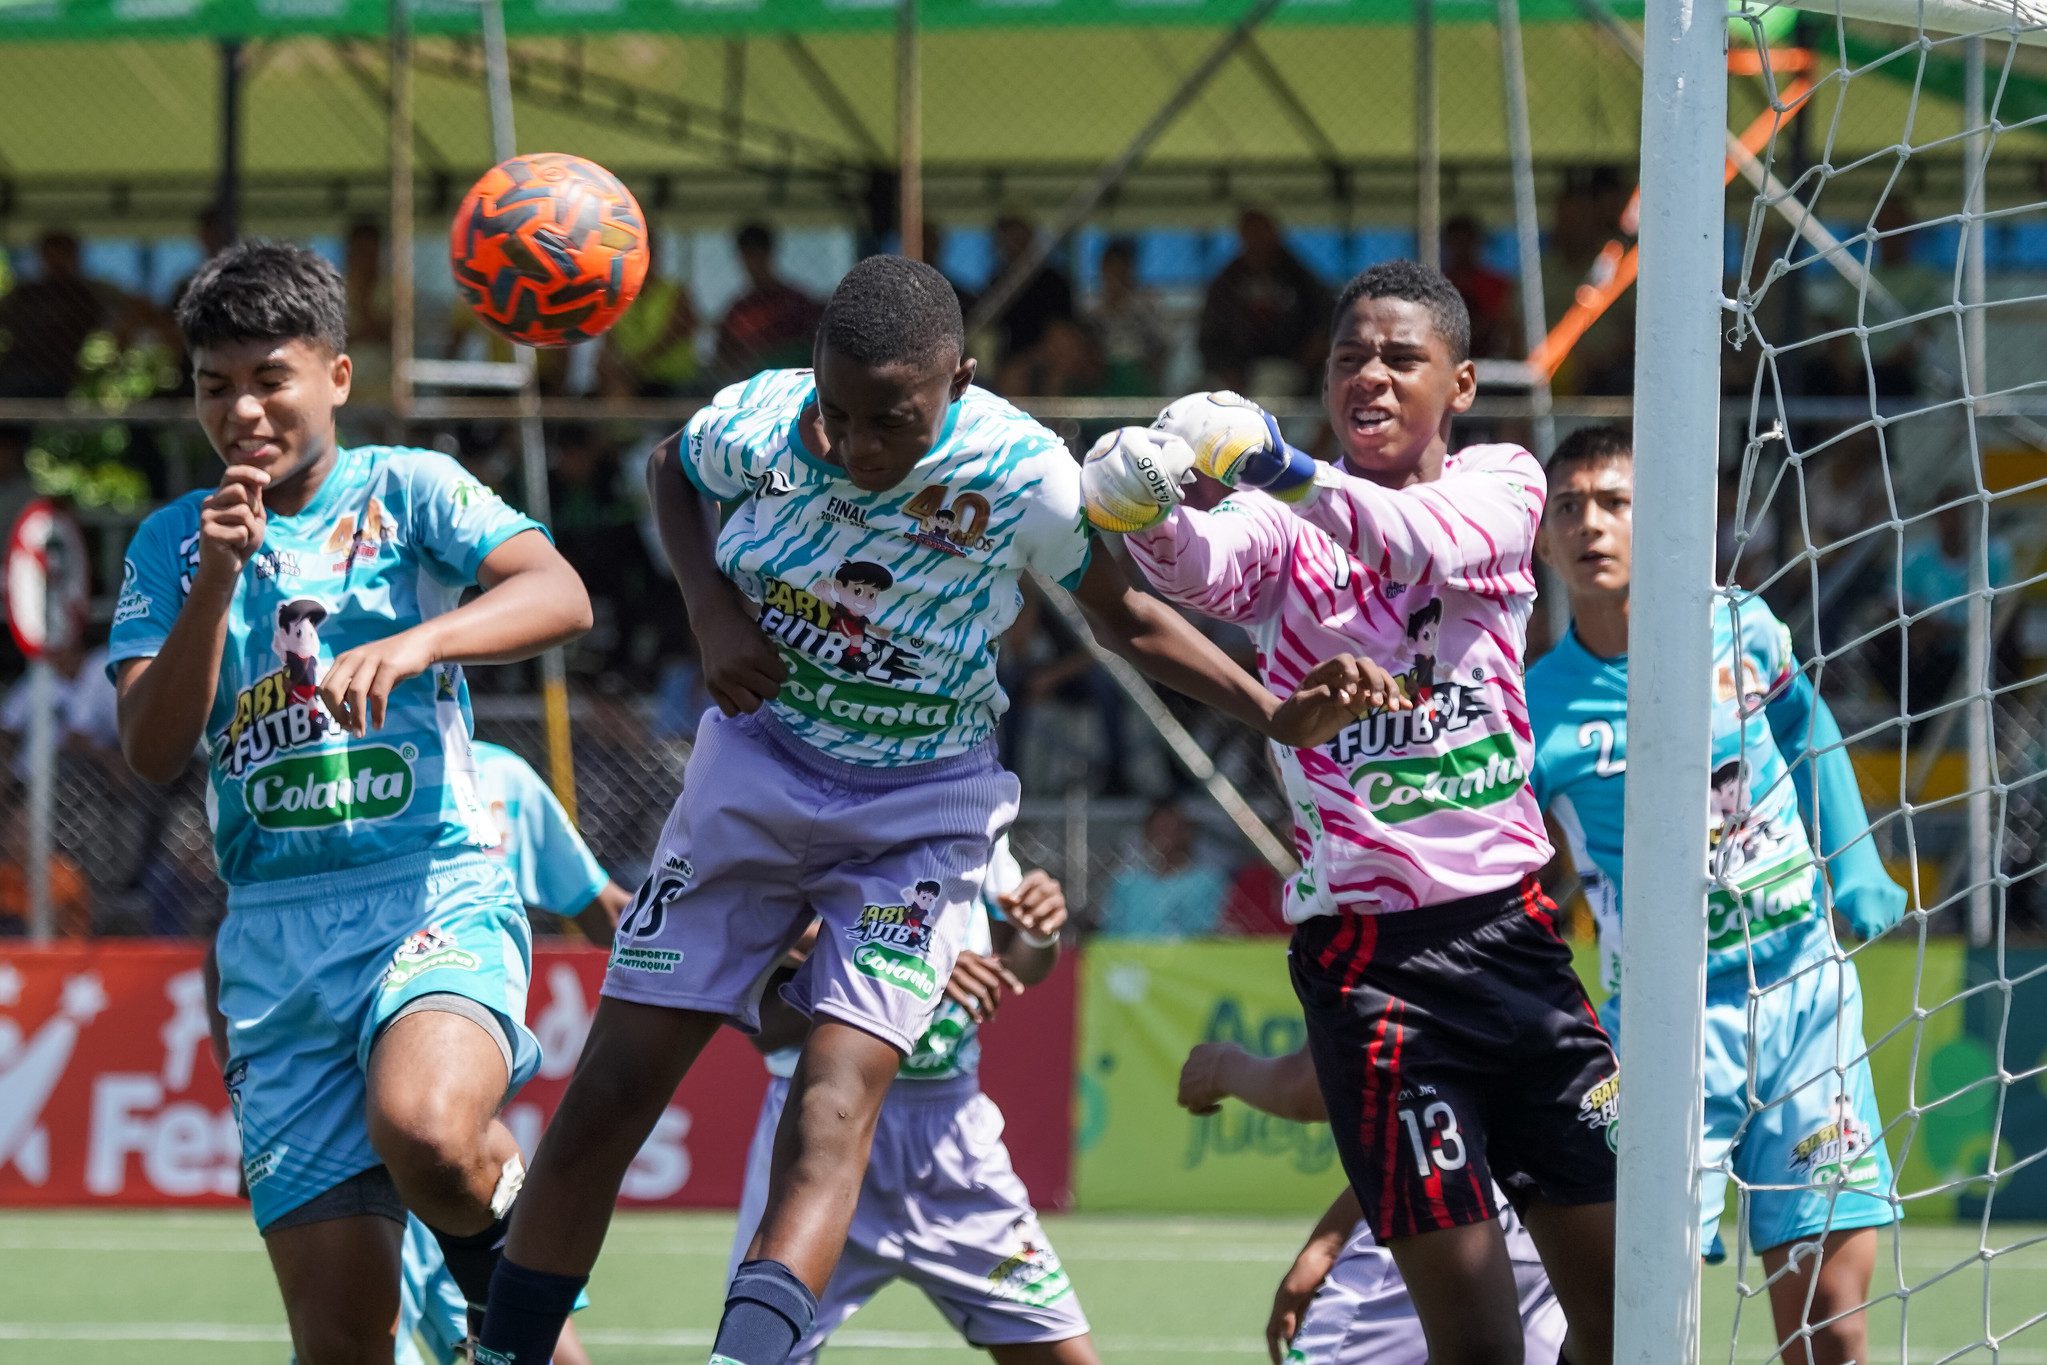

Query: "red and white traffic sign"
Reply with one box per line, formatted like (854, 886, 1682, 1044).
(6, 498, 89, 661)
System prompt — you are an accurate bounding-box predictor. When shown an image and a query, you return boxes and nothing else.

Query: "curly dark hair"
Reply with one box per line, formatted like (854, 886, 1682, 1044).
(1330, 259, 1472, 364)
(818, 255, 964, 370)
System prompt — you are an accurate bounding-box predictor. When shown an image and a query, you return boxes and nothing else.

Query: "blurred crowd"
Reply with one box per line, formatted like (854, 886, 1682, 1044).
(2, 171, 2043, 945)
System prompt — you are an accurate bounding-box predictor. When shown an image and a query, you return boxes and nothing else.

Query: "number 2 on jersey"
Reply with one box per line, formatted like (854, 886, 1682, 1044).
(1578, 719, 1626, 777)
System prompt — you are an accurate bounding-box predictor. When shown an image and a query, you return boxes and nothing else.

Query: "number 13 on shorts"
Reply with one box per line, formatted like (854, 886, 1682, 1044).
(1399, 1100, 1470, 1176)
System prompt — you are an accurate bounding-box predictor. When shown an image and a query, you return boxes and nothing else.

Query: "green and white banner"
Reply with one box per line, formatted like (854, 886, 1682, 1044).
(0, 0, 1632, 42)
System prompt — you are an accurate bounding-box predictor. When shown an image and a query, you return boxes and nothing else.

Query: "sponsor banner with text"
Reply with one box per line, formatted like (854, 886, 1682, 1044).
(0, 943, 1074, 1211)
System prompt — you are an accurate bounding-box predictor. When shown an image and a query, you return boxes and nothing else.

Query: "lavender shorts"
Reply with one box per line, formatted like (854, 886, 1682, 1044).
(601, 707, 1020, 1054)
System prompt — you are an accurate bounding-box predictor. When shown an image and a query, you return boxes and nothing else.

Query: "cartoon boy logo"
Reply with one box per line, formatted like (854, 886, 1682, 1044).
(930, 507, 958, 542)
(274, 599, 329, 707)
(906, 878, 941, 935)
(1708, 756, 1768, 865)
(820, 560, 894, 672)
(1399, 598, 1443, 704)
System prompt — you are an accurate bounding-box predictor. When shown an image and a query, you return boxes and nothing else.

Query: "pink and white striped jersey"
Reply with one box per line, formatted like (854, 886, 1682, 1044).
(1126, 443, 1553, 919)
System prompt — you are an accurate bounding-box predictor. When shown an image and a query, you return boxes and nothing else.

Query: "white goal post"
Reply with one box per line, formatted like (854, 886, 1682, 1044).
(1622, 0, 2047, 1360)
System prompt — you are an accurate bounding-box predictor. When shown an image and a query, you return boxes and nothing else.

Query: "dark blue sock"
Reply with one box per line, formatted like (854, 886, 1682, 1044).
(710, 1259, 818, 1365)
(474, 1256, 586, 1365)
(424, 1211, 511, 1339)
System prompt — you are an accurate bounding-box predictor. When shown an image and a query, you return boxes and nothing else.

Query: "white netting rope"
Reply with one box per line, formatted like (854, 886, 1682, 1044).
(1715, 1, 2047, 1358)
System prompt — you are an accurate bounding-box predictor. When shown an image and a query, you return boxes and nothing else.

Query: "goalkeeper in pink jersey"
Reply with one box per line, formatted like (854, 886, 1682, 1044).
(1081, 261, 1618, 1365)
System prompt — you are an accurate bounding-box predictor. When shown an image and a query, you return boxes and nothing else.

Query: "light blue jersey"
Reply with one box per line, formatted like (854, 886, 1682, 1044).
(473, 741, 609, 918)
(1527, 595, 1827, 993)
(1528, 594, 1902, 1253)
(108, 445, 544, 886)
(683, 369, 1093, 766)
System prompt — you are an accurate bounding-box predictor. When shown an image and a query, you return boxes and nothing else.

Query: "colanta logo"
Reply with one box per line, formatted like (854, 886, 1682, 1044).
(245, 746, 415, 830)
(853, 943, 938, 1002)
(1348, 731, 1525, 825)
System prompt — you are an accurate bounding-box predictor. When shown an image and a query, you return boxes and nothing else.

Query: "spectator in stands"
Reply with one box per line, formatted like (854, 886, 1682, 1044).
(714, 222, 824, 378)
(997, 580, 1132, 795)
(603, 231, 702, 398)
(1100, 800, 1228, 938)
(1811, 196, 1948, 400)
(1089, 237, 1172, 396)
(1197, 208, 1331, 397)
(0, 794, 91, 937)
(1217, 858, 1288, 935)
(998, 317, 1105, 399)
(921, 222, 977, 318)
(0, 635, 122, 782)
(986, 213, 1077, 371)
(342, 219, 393, 404)
(171, 206, 235, 311)
(140, 812, 224, 937)
(1542, 168, 1635, 396)
(0, 230, 114, 399)
(1875, 499, 2024, 707)
(548, 424, 655, 681)
(1443, 213, 1514, 359)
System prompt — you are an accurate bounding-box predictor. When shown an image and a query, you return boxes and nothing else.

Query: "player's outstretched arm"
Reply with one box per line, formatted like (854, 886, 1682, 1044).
(318, 529, 591, 737)
(1764, 668, 1907, 940)
(1267, 1188, 1363, 1365)
(1156, 392, 1543, 592)
(1069, 551, 1402, 749)
(115, 468, 269, 783)
(1081, 428, 1301, 626)
(645, 432, 787, 715)
(1177, 1042, 1327, 1122)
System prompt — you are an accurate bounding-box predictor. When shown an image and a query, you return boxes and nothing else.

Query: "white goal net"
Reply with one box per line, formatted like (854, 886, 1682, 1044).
(1625, 0, 2047, 1361)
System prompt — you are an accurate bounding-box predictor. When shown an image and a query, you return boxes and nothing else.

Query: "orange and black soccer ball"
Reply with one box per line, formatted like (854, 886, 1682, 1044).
(450, 152, 650, 348)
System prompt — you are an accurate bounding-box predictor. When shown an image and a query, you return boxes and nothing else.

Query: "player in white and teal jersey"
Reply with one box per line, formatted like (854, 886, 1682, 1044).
(728, 839, 1098, 1364)
(109, 241, 593, 1361)
(480, 256, 1364, 1365)
(396, 740, 627, 1365)
(1526, 426, 1906, 1365)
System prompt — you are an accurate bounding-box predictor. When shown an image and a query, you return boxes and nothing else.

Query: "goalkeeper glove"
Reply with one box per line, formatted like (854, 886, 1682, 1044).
(1152, 391, 1319, 502)
(1080, 426, 1196, 533)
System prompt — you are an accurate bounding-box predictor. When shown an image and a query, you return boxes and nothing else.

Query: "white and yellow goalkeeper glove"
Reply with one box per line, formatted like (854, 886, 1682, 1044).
(1080, 426, 1196, 533)
(1151, 391, 1319, 503)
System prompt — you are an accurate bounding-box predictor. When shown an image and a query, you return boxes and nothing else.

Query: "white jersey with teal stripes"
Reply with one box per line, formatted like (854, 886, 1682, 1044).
(107, 445, 543, 887)
(1527, 594, 1826, 992)
(765, 836, 1023, 1083)
(682, 369, 1093, 767)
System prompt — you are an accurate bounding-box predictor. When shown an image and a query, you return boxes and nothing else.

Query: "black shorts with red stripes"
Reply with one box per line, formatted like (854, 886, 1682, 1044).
(1289, 875, 1618, 1241)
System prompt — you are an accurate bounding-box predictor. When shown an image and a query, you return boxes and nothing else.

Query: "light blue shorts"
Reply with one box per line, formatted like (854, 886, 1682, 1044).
(1702, 946, 1899, 1254)
(1609, 943, 1899, 1256)
(217, 849, 542, 1232)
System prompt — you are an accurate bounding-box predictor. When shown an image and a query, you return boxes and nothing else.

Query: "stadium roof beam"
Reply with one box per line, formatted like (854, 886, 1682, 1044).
(1238, 35, 1350, 200)
(409, 39, 863, 180)
(779, 34, 888, 166)
(968, 0, 1292, 337)
(332, 38, 452, 173)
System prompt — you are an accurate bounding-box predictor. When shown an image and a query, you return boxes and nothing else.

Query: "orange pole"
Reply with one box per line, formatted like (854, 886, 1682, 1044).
(1527, 74, 1815, 381)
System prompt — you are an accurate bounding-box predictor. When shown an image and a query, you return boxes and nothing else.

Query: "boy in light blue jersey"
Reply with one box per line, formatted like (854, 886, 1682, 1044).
(397, 740, 628, 1365)
(1525, 426, 1907, 1365)
(480, 256, 1369, 1365)
(110, 241, 593, 1361)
